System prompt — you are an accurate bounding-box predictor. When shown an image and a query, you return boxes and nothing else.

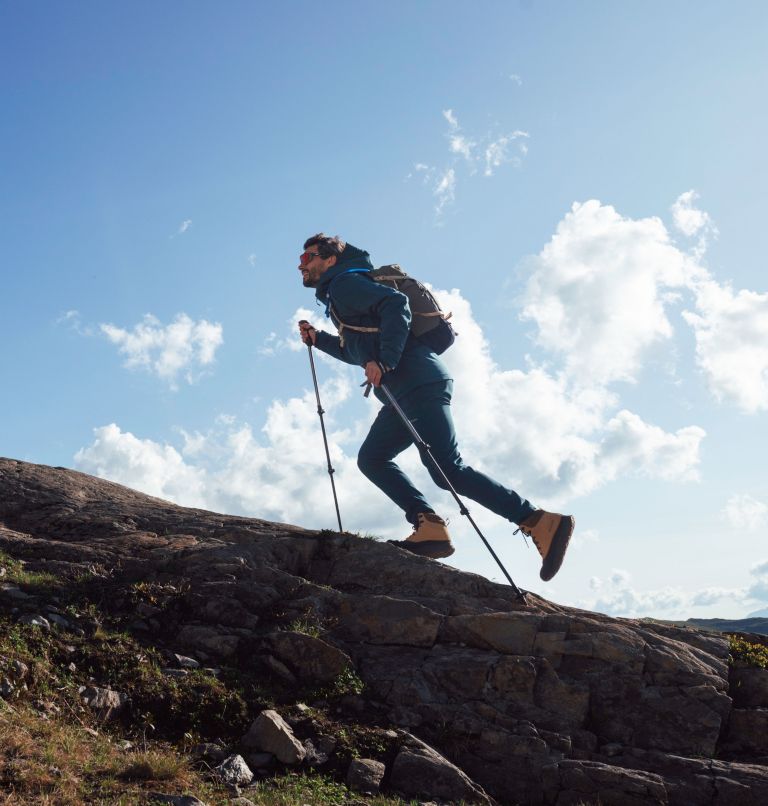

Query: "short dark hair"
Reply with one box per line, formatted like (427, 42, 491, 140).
(303, 233, 346, 259)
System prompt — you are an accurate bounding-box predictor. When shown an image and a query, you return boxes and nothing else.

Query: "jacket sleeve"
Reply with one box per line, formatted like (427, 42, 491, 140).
(335, 276, 411, 369)
(314, 330, 360, 365)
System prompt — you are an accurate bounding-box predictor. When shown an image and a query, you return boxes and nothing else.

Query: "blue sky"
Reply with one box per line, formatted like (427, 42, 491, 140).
(3, 1, 768, 619)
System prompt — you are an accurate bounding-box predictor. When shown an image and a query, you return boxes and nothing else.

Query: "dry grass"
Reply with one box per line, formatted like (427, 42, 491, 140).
(0, 704, 226, 805)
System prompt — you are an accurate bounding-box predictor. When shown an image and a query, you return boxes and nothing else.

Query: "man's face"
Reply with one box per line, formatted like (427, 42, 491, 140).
(299, 248, 334, 288)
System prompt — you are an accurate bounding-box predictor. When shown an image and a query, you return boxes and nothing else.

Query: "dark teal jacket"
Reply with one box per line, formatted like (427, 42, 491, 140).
(313, 244, 451, 402)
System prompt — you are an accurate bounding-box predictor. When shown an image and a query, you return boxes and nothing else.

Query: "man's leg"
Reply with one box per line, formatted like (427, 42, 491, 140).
(405, 380, 574, 580)
(357, 403, 432, 526)
(357, 402, 454, 558)
(405, 381, 537, 523)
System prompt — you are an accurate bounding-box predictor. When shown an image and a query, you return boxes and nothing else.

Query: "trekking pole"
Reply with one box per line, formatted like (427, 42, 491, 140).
(379, 382, 526, 601)
(302, 333, 343, 532)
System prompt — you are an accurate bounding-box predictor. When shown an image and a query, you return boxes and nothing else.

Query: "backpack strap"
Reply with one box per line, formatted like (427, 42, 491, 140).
(326, 268, 380, 347)
(329, 304, 380, 348)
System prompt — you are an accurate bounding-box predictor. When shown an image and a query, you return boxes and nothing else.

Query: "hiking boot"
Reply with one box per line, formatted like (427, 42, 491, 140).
(388, 513, 455, 559)
(516, 510, 575, 581)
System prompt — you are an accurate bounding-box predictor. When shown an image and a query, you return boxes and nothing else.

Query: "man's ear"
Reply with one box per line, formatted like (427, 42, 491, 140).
(327, 255, 337, 267)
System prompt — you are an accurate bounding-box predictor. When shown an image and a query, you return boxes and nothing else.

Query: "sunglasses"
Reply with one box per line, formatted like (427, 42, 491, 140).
(300, 250, 322, 264)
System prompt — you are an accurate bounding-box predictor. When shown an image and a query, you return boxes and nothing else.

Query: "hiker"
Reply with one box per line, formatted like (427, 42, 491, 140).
(297, 233, 574, 581)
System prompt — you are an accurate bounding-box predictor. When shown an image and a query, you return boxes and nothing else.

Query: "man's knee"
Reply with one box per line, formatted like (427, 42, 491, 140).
(357, 445, 380, 477)
(427, 459, 459, 490)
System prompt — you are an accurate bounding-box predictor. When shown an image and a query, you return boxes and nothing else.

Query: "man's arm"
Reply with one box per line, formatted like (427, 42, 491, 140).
(334, 276, 411, 370)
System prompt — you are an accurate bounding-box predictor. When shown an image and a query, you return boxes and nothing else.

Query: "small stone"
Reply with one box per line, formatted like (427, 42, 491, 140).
(161, 668, 190, 679)
(347, 758, 386, 794)
(242, 709, 306, 765)
(145, 795, 208, 806)
(79, 686, 128, 720)
(18, 614, 51, 631)
(174, 653, 200, 669)
(2, 585, 32, 601)
(68, 663, 77, 673)
(191, 743, 229, 764)
(213, 754, 253, 786)
(1, 678, 14, 698)
(11, 660, 28, 679)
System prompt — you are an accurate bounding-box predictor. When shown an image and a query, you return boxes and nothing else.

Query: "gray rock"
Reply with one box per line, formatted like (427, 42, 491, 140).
(145, 795, 208, 806)
(347, 758, 386, 794)
(263, 631, 352, 684)
(78, 685, 128, 720)
(1, 585, 32, 601)
(390, 737, 492, 804)
(242, 709, 306, 764)
(176, 625, 240, 660)
(17, 614, 50, 630)
(731, 666, 768, 708)
(46, 613, 74, 630)
(11, 660, 28, 679)
(190, 742, 229, 764)
(304, 735, 337, 766)
(213, 754, 253, 786)
(542, 759, 667, 805)
(245, 751, 274, 770)
(723, 708, 768, 754)
(173, 653, 200, 669)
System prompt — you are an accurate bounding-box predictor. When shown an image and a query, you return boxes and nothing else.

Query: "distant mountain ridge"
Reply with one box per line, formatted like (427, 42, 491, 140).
(646, 617, 768, 637)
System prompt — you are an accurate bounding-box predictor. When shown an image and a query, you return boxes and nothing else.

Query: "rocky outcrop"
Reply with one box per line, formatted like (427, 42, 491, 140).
(1, 457, 768, 805)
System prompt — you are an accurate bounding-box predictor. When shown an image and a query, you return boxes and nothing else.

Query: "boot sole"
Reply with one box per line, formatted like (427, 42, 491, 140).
(388, 539, 455, 559)
(540, 516, 575, 581)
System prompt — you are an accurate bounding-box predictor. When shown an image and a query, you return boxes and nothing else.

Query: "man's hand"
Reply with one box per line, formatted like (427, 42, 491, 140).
(364, 360, 383, 388)
(298, 320, 317, 346)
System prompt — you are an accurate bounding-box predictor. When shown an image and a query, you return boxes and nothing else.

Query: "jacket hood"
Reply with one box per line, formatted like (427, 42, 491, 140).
(315, 243, 374, 300)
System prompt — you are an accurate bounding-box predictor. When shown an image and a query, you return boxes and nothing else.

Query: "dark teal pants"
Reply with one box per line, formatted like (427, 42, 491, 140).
(357, 380, 536, 527)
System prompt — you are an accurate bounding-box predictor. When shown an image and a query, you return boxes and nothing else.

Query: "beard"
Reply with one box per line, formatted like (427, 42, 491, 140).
(301, 269, 319, 288)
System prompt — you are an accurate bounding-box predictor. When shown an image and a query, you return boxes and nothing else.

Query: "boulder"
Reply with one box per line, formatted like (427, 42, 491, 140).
(242, 710, 306, 765)
(347, 758, 385, 794)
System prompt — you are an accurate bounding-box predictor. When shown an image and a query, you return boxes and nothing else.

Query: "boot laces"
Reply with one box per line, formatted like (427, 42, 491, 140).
(513, 525, 532, 549)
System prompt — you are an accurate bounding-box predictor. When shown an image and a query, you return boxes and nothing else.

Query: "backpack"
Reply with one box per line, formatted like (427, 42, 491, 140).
(328, 265, 457, 354)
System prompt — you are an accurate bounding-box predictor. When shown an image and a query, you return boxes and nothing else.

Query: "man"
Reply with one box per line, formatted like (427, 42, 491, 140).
(297, 233, 574, 581)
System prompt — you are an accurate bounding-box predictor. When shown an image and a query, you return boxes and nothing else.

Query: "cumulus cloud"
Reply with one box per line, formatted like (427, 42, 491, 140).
(584, 559, 768, 617)
(683, 279, 768, 413)
(100, 313, 224, 389)
(521, 200, 699, 387)
(723, 494, 768, 530)
(671, 190, 717, 258)
(587, 569, 691, 618)
(74, 424, 207, 505)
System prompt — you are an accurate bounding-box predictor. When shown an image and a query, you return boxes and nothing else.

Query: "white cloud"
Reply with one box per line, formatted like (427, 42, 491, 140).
(57, 309, 93, 336)
(74, 424, 208, 505)
(671, 190, 717, 259)
(177, 219, 192, 235)
(100, 313, 224, 389)
(723, 494, 768, 531)
(484, 132, 529, 176)
(521, 200, 700, 387)
(414, 109, 529, 218)
(442, 109, 459, 130)
(433, 169, 456, 217)
(747, 561, 768, 603)
(585, 563, 765, 617)
(683, 279, 768, 413)
(509, 73, 522, 85)
(248, 254, 258, 267)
